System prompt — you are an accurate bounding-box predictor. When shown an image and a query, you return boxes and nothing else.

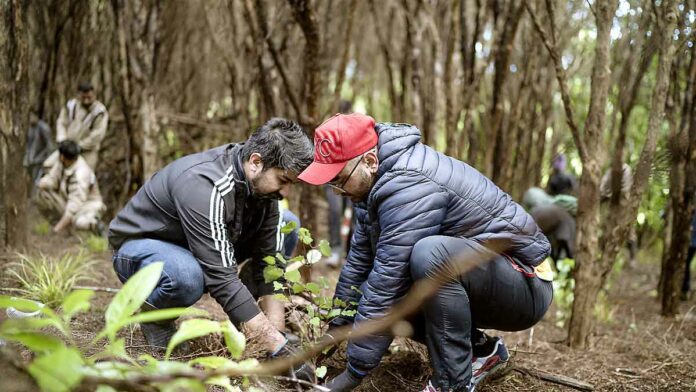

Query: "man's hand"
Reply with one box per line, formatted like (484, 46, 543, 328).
(324, 369, 364, 392)
(53, 214, 72, 233)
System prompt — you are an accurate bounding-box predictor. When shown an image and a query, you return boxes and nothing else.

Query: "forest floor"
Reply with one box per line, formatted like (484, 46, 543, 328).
(2, 218, 696, 392)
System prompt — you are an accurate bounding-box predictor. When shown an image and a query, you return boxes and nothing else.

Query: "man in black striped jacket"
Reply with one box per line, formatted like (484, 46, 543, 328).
(108, 118, 313, 364)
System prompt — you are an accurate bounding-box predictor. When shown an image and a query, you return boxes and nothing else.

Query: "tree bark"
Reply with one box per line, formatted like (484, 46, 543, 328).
(0, 0, 30, 249)
(662, 38, 696, 315)
(563, 0, 618, 349)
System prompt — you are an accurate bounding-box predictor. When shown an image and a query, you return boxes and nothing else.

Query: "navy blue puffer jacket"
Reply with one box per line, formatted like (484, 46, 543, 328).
(334, 123, 550, 373)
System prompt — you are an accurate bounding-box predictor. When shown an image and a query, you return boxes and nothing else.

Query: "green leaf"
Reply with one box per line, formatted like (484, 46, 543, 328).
(306, 249, 322, 264)
(273, 281, 284, 291)
(95, 386, 118, 392)
(157, 379, 206, 392)
(288, 255, 305, 263)
(284, 269, 302, 283)
(104, 262, 163, 340)
(298, 228, 313, 245)
(127, 307, 207, 325)
(309, 317, 321, 326)
(306, 305, 315, 318)
(341, 310, 357, 317)
(291, 283, 305, 294)
(1, 332, 65, 354)
(318, 240, 332, 257)
(263, 255, 276, 265)
(280, 220, 297, 234)
(189, 356, 237, 370)
(206, 375, 235, 391)
(221, 321, 246, 359)
(315, 366, 327, 379)
(263, 266, 284, 283)
(0, 295, 43, 312)
(326, 309, 342, 319)
(305, 282, 321, 295)
(166, 319, 222, 359)
(333, 298, 347, 307)
(275, 252, 288, 264)
(61, 290, 93, 321)
(28, 346, 84, 392)
(273, 294, 288, 302)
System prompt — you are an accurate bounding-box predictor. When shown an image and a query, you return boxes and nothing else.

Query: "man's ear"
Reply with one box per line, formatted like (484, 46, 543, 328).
(249, 152, 264, 172)
(364, 151, 379, 173)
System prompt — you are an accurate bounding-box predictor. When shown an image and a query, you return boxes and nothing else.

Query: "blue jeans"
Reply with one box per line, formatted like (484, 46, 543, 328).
(112, 238, 205, 309)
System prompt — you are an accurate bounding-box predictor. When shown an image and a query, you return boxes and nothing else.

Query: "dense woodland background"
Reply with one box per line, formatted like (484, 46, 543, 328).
(1, 0, 695, 356)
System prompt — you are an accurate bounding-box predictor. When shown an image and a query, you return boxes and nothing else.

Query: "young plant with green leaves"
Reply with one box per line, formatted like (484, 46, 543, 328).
(7, 251, 96, 308)
(0, 262, 255, 392)
(263, 221, 358, 377)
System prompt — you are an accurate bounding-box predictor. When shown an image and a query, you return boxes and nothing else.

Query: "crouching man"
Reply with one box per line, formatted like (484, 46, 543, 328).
(108, 118, 314, 378)
(36, 140, 105, 234)
(299, 114, 554, 392)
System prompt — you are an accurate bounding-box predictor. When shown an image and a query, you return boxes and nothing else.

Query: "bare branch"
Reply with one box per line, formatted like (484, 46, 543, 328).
(524, 0, 587, 162)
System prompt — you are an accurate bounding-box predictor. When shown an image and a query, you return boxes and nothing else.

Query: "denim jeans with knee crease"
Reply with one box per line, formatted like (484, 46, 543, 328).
(408, 236, 553, 391)
(113, 211, 301, 311)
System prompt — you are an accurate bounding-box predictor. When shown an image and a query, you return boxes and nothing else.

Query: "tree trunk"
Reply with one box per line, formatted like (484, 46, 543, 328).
(0, 0, 30, 249)
(662, 39, 696, 315)
(566, 0, 619, 349)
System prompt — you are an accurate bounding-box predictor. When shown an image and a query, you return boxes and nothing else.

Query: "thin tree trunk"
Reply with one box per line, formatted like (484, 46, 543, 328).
(0, 0, 30, 249)
(558, 0, 618, 349)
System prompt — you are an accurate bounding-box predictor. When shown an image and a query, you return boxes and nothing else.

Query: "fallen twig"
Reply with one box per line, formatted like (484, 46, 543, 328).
(514, 366, 594, 391)
(73, 285, 120, 293)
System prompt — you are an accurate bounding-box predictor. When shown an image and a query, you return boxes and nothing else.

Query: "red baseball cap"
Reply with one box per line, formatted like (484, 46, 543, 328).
(298, 113, 378, 185)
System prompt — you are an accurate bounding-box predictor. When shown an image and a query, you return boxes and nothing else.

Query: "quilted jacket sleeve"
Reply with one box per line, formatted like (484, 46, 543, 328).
(346, 170, 449, 373)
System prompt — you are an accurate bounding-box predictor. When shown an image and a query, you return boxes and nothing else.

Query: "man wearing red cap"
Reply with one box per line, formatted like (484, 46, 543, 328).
(299, 114, 553, 392)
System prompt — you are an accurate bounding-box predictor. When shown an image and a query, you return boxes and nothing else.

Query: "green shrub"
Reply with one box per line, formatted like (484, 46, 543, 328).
(82, 234, 108, 253)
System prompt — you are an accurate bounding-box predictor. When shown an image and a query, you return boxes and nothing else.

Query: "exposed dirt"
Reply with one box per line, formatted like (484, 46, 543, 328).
(2, 225, 696, 392)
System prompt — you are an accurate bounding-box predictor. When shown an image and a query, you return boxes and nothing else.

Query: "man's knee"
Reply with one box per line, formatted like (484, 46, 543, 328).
(410, 236, 484, 281)
(159, 258, 205, 307)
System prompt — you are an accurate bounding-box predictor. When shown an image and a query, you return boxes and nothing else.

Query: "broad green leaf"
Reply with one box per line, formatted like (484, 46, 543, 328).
(104, 262, 163, 340)
(189, 356, 237, 370)
(309, 317, 321, 326)
(222, 321, 246, 359)
(284, 269, 301, 283)
(326, 309, 342, 319)
(272, 293, 288, 302)
(291, 283, 305, 294)
(318, 240, 332, 257)
(306, 249, 322, 264)
(166, 319, 221, 359)
(263, 266, 284, 283)
(1, 332, 64, 354)
(333, 298, 347, 307)
(28, 346, 84, 392)
(206, 376, 235, 391)
(298, 228, 313, 245)
(306, 305, 315, 318)
(157, 379, 206, 392)
(341, 310, 357, 317)
(315, 366, 327, 379)
(288, 255, 305, 263)
(0, 295, 43, 312)
(61, 290, 94, 321)
(127, 307, 207, 325)
(305, 282, 321, 294)
(280, 220, 297, 234)
(275, 252, 287, 264)
(95, 386, 118, 392)
(273, 281, 284, 291)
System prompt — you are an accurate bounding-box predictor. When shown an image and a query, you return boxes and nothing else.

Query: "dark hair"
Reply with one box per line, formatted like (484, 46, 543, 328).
(58, 140, 80, 160)
(242, 118, 314, 173)
(78, 82, 94, 93)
